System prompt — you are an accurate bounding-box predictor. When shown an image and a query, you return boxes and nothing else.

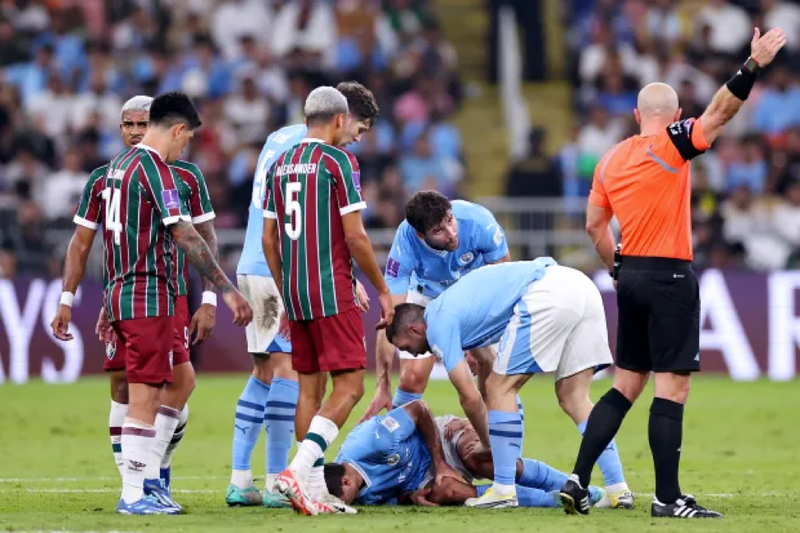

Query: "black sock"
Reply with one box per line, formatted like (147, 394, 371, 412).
(649, 397, 684, 504)
(572, 388, 632, 487)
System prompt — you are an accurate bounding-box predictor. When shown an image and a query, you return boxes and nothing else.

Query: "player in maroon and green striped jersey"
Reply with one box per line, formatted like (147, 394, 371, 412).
(51, 91, 252, 516)
(263, 86, 393, 515)
(71, 96, 220, 503)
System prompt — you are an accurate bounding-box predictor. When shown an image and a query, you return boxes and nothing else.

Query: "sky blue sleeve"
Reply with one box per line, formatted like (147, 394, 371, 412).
(426, 310, 465, 373)
(473, 206, 509, 263)
(384, 227, 417, 295)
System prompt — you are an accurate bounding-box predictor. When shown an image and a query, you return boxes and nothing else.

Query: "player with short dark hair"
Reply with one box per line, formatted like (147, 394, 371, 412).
(51, 91, 252, 516)
(324, 400, 606, 508)
(559, 28, 787, 519)
(227, 81, 379, 508)
(263, 86, 393, 515)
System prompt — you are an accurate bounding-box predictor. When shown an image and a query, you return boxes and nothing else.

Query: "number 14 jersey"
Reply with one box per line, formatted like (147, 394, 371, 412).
(264, 138, 365, 321)
(73, 144, 190, 322)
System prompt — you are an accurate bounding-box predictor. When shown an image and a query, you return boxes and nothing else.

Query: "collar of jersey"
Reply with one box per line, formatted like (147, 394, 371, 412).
(136, 143, 162, 159)
(300, 137, 326, 144)
(416, 234, 448, 257)
(346, 460, 372, 496)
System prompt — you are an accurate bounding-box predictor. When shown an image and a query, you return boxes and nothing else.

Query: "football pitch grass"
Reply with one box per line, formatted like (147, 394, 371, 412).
(1, 375, 799, 532)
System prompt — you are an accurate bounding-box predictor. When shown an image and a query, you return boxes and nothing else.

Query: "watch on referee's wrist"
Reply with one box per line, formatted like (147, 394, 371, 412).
(742, 56, 760, 74)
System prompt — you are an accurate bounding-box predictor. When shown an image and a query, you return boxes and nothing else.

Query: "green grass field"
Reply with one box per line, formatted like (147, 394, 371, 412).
(1, 375, 799, 532)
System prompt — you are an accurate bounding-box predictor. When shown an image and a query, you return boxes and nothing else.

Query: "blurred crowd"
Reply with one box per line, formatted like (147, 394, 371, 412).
(558, 0, 800, 270)
(0, 0, 464, 279)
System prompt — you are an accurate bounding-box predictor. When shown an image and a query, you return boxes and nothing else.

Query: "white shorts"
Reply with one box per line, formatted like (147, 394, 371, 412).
(237, 274, 291, 355)
(398, 290, 434, 360)
(421, 415, 475, 488)
(493, 266, 612, 381)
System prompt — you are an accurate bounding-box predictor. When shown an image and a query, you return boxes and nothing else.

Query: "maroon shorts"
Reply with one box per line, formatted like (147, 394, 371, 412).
(290, 307, 366, 373)
(103, 297, 191, 373)
(172, 295, 191, 366)
(112, 316, 174, 385)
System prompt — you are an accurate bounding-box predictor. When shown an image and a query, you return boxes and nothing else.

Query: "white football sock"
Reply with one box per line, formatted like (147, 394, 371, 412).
(308, 463, 328, 500)
(160, 403, 189, 469)
(289, 416, 338, 481)
(231, 469, 254, 489)
(145, 406, 181, 480)
(492, 482, 516, 497)
(109, 401, 128, 479)
(265, 473, 278, 493)
(121, 419, 155, 504)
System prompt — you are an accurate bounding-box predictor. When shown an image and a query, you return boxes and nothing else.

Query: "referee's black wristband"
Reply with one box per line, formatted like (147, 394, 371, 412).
(726, 57, 760, 101)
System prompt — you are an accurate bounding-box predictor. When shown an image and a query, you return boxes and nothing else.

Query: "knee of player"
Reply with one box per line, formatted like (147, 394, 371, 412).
(250, 354, 272, 384)
(110, 374, 129, 404)
(399, 367, 428, 394)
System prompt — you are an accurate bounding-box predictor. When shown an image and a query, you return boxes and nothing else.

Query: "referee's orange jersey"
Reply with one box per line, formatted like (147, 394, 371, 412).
(588, 117, 711, 261)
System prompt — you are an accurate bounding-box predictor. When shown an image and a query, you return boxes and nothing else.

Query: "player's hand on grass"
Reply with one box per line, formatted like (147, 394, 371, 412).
(190, 304, 216, 345)
(359, 383, 393, 422)
(375, 291, 394, 330)
(410, 487, 438, 507)
(355, 280, 370, 313)
(94, 307, 117, 344)
(750, 27, 787, 67)
(223, 289, 253, 326)
(51, 305, 73, 341)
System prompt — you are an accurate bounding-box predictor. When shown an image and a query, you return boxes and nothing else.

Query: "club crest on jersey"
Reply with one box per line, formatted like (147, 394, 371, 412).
(387, 453, 400, 466)
(162, 189, 180, 209)
(105, 341, 116, 360)
(386, 258, 400, 278)
(458, 252, 474, 265)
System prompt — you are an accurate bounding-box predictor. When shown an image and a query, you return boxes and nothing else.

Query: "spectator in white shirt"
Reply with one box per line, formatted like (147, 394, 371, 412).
(577, 105, 625, 158)
(762, 0, 800, 51)
(211, 0, 273, 61)
(25, 75, 74, 140)
(773, 178, 800, 246)
(223, 72, 270, 145)
(579, 23, 638, 85)
(71, 72, 122, 133)
(270, 0, 337, 68)
(695, 0, 751, 55)
(42, 149, 88, 220)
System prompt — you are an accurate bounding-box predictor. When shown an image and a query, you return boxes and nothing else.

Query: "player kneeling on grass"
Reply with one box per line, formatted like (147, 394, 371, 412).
(386, 259, 633, 509)
(324, 400, 606, 508)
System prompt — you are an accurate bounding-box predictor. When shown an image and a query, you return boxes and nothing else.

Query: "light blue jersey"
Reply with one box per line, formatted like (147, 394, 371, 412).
(384, 200, 509, 299)
(424, 258, 557, 372)
(335, 407, 431, 505)
(236, 124, 308, 276)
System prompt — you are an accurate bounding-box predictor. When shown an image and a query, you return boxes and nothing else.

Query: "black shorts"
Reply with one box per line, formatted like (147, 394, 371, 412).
(615, 256, 700, 374)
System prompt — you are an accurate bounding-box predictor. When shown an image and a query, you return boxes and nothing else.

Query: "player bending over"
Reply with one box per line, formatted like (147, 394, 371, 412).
(324, 400, 606, 508)
(386, 259, 632, 508)
(227, 81, 378, 508)
(52, 91, 252, 515)
(76, 95, 219, 511)
(361, 191, 518, 423)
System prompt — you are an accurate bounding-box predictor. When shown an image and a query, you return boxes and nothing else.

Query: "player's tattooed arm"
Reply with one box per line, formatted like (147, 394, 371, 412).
(62, 226, 96, 293)
(194, 220, 219, 293)
(171, 220, 234, 294)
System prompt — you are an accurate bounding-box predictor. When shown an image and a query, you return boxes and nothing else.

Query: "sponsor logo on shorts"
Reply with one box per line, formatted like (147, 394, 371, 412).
(387, 453, 400, 466)
(381, 416, 400, 433)
(128, 460, 146, 472)
(386, 258, 400, 278)
(162, 189, 180, 210)
(105, 341, 116, 361)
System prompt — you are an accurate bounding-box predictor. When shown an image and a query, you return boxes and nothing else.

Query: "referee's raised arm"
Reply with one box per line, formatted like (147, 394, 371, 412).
(561, 27, 787, 519)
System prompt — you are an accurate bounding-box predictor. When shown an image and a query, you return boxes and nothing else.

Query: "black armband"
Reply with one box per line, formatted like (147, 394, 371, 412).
(726, 57, 760, 101)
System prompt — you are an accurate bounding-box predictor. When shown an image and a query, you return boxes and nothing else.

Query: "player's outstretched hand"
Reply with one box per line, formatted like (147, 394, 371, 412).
(190, 304, 216, 345)
(750, 27, 787, 68)
(95, 307, 117, 344)
(355, 280, 370, 313)
(223, 289, 253, 326)
(51, 305, 74, 341)
(410, 487, 438, 507)
(359, 384, 393, 423)
(375, 291, 394, 330)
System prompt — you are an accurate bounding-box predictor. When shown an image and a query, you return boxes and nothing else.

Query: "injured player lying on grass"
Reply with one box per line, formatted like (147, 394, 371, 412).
(323, 400, 607, 508)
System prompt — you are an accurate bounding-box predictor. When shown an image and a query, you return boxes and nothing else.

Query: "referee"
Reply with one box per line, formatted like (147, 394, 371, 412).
(559, 27, 787, 519)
